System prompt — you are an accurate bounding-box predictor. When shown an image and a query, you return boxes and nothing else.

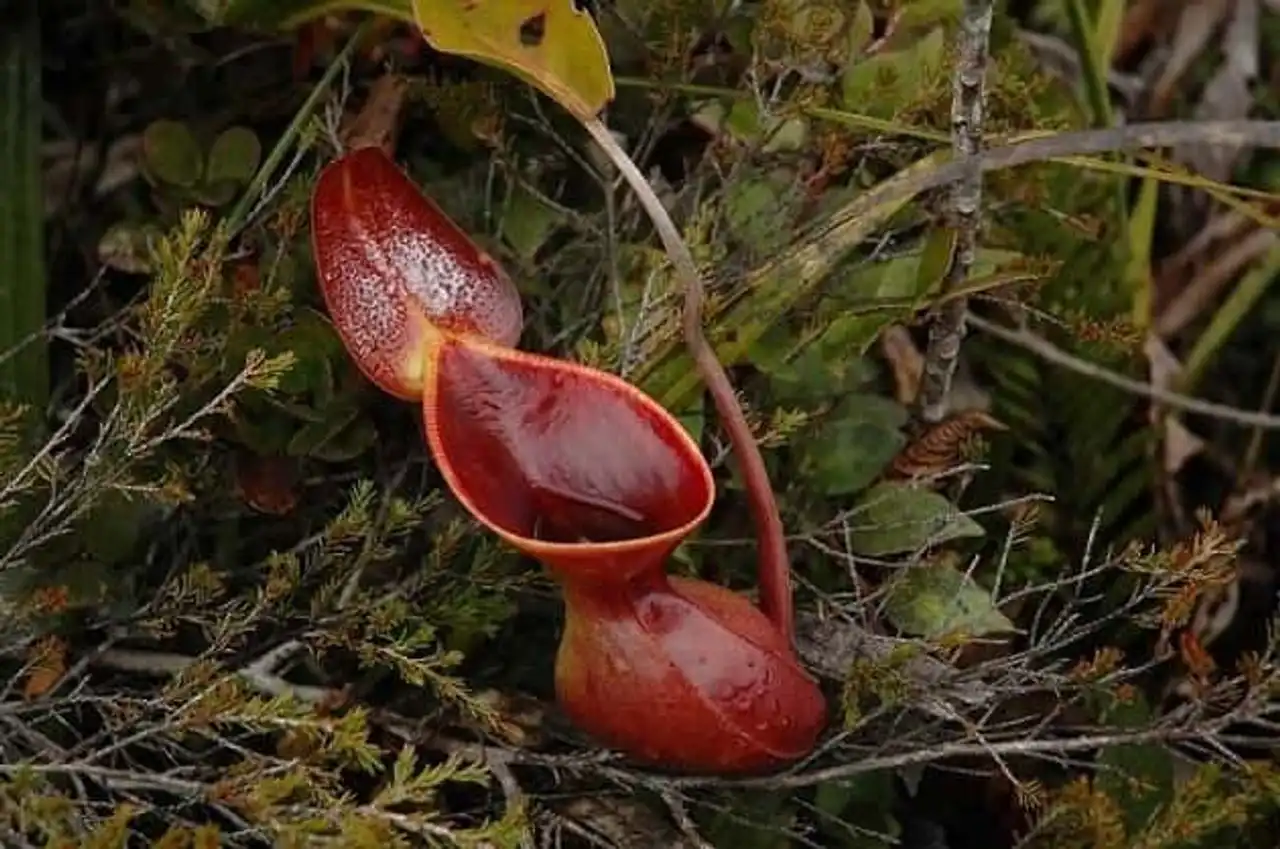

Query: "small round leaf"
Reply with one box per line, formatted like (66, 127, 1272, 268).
(192, 180, 240, 208)
(798, 395, 907, 495)
(500, 183, 567, 263)
(141, 119, 204, 188)
(206, 125, 262, 186)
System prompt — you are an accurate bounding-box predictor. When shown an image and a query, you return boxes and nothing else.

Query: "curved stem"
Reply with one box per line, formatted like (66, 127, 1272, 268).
(580, 116, 794, 644)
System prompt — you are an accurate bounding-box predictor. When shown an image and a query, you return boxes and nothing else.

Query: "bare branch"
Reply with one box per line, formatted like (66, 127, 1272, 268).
(968, 313, 1280, 428)
(919, 0, 994, 422)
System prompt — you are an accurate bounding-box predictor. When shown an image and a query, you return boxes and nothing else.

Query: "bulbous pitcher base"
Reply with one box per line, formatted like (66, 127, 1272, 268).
(554, 573, 828, 774)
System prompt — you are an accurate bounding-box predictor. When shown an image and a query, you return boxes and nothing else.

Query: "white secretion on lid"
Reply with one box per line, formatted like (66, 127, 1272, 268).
(366, 164, 523, 348)
(315, 148, 525, 391)
(318, 204, 409, 376)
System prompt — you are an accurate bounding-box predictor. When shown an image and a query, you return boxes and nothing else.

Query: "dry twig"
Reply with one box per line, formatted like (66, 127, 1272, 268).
(968, 313, 1280, 429)
(919, 0, 993, 423)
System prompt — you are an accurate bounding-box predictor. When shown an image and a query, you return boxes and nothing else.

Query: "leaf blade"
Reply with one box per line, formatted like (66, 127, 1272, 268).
(848, 482, 985, 557)
(883, 560, 1014, 638)
(411, 0, 615, 120)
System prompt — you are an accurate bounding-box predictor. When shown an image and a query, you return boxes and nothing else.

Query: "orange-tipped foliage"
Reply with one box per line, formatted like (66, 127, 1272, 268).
(310, 146, 523, 400)
(420, 336, 827, 773)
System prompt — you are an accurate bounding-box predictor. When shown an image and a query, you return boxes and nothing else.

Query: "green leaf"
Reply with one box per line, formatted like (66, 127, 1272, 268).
(0, 7, 48, 413)
(274, 349, 333, 398)
(762, 115, 809, 154)
(809, 246, 1028, 365)
(815, 254, 935, 361)
(756, 341, 878, 405)
(813, 773, 902, 848)
(690, 97, 759, 143)
(723, 171, 801, 255)
(702, 789, 796, 849)
(142, 119, 204, 188)
(1065, 0, 1115, 126)
(722, 99, 762, 143)
(813, 771, 896, 815)
(224, 324, 279, 380)
(746, 323, 801, 377)
(842, 26, 946, 117)
(500, 182, 566, 263)
(883, 560, 1014, 638)
(630, 152, 935, 409)
(690, 98, 809, 153)
(206, 125, 262, 187)
(916, 225, 957, 291)
(849, 482, 985, 556)
(191, 179, 240, 208)
(198, 126, 263, 207)
(798, 394, 907, 495)
(273, 308, 346, 397)
(847, 1, 874, 57)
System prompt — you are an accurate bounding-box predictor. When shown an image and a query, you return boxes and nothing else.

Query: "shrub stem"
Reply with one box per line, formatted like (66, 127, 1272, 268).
(918, 0, 993, 423)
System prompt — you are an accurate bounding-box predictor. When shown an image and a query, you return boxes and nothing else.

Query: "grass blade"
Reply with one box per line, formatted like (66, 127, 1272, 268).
(0, 3, 48, 415)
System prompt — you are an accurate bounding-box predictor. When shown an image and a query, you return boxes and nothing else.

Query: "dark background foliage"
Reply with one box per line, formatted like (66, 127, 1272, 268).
(4, 0, 1280, 846)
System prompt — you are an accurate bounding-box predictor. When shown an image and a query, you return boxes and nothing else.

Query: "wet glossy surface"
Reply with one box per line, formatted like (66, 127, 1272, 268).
(421, 339, 827, 772)
(426, 339, 713, 570)
(310, 146, 523, 398)
(313, 151, 829, 775)
(557, 574, 828, 773)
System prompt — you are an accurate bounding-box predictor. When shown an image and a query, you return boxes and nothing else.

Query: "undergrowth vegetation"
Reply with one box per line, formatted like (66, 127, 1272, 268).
(5, 0, 1280, 846)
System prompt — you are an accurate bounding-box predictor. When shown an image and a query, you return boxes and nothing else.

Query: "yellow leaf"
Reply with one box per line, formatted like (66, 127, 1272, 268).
(411, 0, 615, 120)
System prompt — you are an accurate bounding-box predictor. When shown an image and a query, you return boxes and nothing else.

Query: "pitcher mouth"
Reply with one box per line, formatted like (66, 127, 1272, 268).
(419, 334, 715, 561)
